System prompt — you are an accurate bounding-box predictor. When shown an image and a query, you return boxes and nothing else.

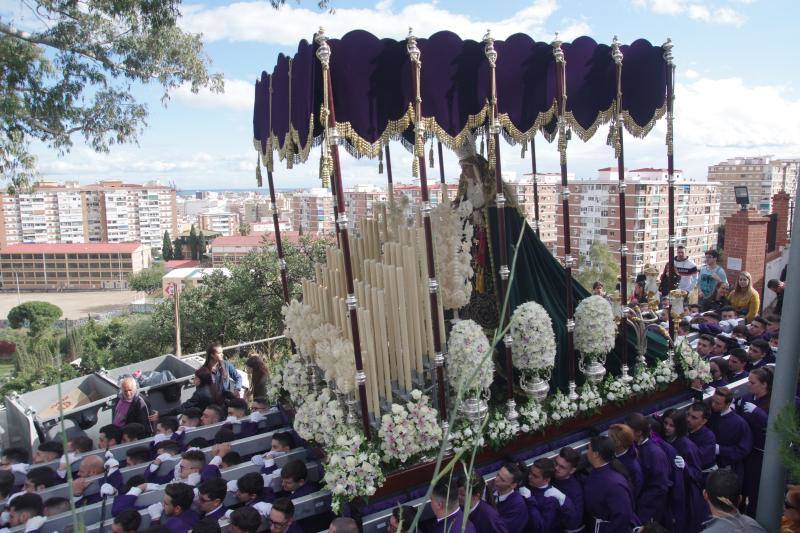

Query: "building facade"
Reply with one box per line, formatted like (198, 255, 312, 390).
(708, 156, 799, 220)
(555, 168, 720, 283)
(290, 188, 336, 235)
(0, 180, 177, 249)
(198, 210, 240, 236)
(0, 242, 151, 291)
(208, 232, 301, 266)
(507, 173, 562, 254)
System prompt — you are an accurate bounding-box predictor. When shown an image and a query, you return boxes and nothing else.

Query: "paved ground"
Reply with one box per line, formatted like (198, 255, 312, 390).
(0, 290, 142, 320)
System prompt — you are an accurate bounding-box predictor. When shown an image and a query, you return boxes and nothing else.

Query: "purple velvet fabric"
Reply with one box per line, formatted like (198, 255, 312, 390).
(620, 39, 668, 133)
(561, 37, 615, 136)
(271, 54, 291, 154)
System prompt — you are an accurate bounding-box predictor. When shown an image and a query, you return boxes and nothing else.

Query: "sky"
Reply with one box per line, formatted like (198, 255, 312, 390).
(6, 0, 800, 190)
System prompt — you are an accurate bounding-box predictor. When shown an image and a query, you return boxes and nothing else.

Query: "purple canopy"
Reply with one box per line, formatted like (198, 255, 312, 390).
(253, 31, 670, 169)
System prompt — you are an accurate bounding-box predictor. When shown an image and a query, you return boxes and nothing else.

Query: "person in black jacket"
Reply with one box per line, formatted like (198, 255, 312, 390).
(111, 377, 154, 435)
(150, 367, 221, 423)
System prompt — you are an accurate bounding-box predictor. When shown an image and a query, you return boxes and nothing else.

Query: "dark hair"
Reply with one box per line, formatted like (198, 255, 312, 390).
(230, 507, 261, 533)
(114, 508, 143, 532)
(186, 437, 210, 449)
(191, 518, 222, 533)
(709, 356, 729, 377)
(43, 496, 70, 515)
(624, 413, 651, 439)
(272, 432, 294, 450)
(688, 401, 711, 420)
(705, 469, 741, 512)
(203, 404, 225, 423)
(732, 325, 749, 337)
(767, 279, 781, 290)
(532, 458, 555, 482)
(126, 447, 152, 464)
(194, 366, 222, 405)
(37, 440, 64, 457)
(391, 505, 417, 532)
(222, 451, 242, 467)
(198, 477, 227, 503)
(458, 472, 485, 497)
(272, 497, 295, 519)
(729, 348, 749, 364)
(329, 517, 359, 533)
(182, 449, 206, 468)
(705, 312, 721, 321)
(720, 306, 736, 314)
(638, 522, 671, 533)
(589, 436, 632, 491)
(155, 440, 181, 456)
(99, 424, 123, 446)
(750, 339, 770, 357)
(2, 446, 30, 464)
(751, 367, 774, 394)
(236, 472, 264, 496)
(713, 387, 734, 405)
(558, 446, 581, 468)
(0, 470, 15, 498)
(281, 459, 307, 482)
(158, 416, 180, 433)
(698, 334, 715, 346)
(498, 462, 524, 487)
(252, 396, 268, 406)
(182, 407, 202, 421)
(431, 479, 458, 508)
(10, 493, 44, 516)
(592, 281, 604, 290)
(203, 342, 224, 368)
(164, 482, 194, 513)
(124, 474, 146, 493)
(245, 355, 269, 389)
(227, 398, 249, 413)
(705, 249, 719, 259)
(70, 436, 93, 453)
(753, 316, 769, 327)
(662, 408, 688, 438)
(214, 428, 236, 444)
(27, 466, 57, 489)
(122, 423, 147, 441)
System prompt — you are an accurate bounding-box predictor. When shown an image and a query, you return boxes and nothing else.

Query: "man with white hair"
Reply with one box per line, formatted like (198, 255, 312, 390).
(110, 376, 154, 435)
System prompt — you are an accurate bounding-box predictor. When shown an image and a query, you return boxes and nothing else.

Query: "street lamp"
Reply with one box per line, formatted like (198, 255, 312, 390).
(734, 186, 750, 211)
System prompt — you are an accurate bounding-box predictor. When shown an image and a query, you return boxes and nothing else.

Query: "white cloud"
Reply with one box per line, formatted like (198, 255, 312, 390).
(684, 68, 700, 79)
(633, 0, 746, 27)
(172, 78, 254, 111)
(180, 0, 587, 45)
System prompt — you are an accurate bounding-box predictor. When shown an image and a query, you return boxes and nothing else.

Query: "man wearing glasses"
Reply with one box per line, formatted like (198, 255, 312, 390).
(269, 497, 302, 532)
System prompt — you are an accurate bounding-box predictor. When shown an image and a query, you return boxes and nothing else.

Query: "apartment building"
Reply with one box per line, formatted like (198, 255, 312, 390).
(207, 232, 301, 266)
(708, 156, 799, 220)
(198, 210, 240, 236)
(0, 180, 177, 249)
(507, 173, 563, 254)
(0, 242, 151, 291)
(555, 168, 720, 282)
(291, 188, 336, 235)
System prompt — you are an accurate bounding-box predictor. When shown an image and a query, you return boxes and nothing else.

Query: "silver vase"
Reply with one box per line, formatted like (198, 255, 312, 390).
(582, 360, 607, 385)
(520, 374, 550, 402)
(458, 395, 488, 431)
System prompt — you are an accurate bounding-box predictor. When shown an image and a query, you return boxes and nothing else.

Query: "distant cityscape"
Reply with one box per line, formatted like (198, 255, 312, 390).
(0, 155, 797, 292)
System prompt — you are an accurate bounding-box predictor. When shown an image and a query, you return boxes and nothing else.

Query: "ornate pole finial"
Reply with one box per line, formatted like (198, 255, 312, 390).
(315, 27, 330, 68)
(483, 28, 497, 67)
(662, 37, 674, 66)
(407, 28, 420, 65)
(611, 35, 623, 65)
(552, 33, 565, 64)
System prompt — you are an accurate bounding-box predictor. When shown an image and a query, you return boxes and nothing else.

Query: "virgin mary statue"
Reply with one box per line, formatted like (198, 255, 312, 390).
(450, 135, 668, 391)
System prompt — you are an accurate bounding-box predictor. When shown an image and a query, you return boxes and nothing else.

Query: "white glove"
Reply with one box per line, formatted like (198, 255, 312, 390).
(0, 528, 10, 533)
(153, 433, 169, 444)
(105, 457, 120, 471)
(252, 501, 273, 517)
(209, 456, 223, 467)
(126, 486, 143, 497)
(185, 446, 200, 452)
(146, 483, 161, 492)
(59, 452, 79, 467)
(23, 516, 47, 532)
(251, 454, 265, 466)
(147, 502, 163, 521)
(715, 444, 720, 455)
(1, 511, 10, 525)
(10, 463, 29, 475)
(543, 486, 566, 506)
(742, 402, 757, 414)
(100, 483, 116, 497)
(262, 473, 277, 487)
(225, 415, 239, 424)
(673, 456, 685, 469)
(248, 411, 265, 423)
(224, 509, 234, 519)
(518, 486, 531, 499)
(186, 472, 201, 486)
(156, 452, 173, 463)
(227, 479, 239, 492)
(105, 451, 114, 460)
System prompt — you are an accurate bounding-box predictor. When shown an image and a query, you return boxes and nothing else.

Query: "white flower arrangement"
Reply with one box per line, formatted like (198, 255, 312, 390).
(431, 199, 474, 310)
(548, 389, 577, 422)
(447, 319, 494, 395)
(518, 399, 549, 433)
(632, 365, 657, 395)
(577, 383, 603, 414)
(378, 390, 442, 464)
(486, 410, 517, 450)
(509, 301, 557, 379)
(281, 352, 311, 406)
(264, 355, 286, 405)
(675, 340, 712, 383)
(447, 419, 485, 456)
(323, 431, 385, 514)
(600, 374, 631, 405)
(573, 295, 617, 361)
(281, 300, 322, 356)
(653, 358, 678, 389)
(293, 388, 347, 448)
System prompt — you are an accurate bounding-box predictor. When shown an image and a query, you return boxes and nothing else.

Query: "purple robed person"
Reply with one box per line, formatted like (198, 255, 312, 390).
(687, 426, 717, 472)
(738, 392, 770, 515)
(583, 436, 639, 533)
(159, 509, 200, 533)
(708, 409, 752, 481)
(202, 505, 227, 522)
(527, 485, 566, 533)
(634, 437, 671, 525)
(652, 436, 686, 532)
(463, 499, 508, 533)
(430, 508, 476, 533)
(495, 491, 529, 533)
(616, 447, 644, 498)
(553, 476, 584, 532)
(670, 435, 709, 532)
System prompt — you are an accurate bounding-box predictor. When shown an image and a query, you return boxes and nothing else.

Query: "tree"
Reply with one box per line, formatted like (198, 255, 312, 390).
(198, 230, 207, 258)
(173, 238, 184, 260)
(162, 231, 174, 261)
(575, 241, 620, 293)
(128, 265, 166, 294)
(0, 0, 223, 187)
(188, 225, 199, 260)
(7, 301, 62, 337)
(239, 223, 252, 236)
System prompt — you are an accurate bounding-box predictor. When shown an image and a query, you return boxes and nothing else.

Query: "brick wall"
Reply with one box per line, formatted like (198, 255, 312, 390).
(723, 208, 770, 296)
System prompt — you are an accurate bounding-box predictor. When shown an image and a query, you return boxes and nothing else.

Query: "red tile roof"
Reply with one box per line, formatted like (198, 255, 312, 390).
(596, 167, 616, 171)
(0, 242, 143, 254)
(209, 232, 301, 248)
(164, 259, 200, 270)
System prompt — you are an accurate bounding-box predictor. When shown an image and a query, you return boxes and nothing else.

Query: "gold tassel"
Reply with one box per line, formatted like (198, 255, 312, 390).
(428, 142, 434, 168)
(378, 146, 384, 174)
(255, 154, 263, 187)
(412, 157, 419, 178)
(521, 142, 527, 159)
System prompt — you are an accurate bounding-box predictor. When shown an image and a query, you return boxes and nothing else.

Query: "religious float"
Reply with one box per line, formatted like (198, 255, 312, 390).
(252, 28, 710, 515)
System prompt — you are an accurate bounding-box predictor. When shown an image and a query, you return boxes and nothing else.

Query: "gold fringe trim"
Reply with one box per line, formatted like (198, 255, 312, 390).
(334, 103, 415, 159)
(621, 102, 667, 139)
(564, 104, 615, 143)
(418, 101, 491, 151)
(496, 102, 557, 145)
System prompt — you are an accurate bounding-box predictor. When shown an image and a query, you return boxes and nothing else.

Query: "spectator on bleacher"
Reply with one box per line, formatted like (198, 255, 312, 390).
(727, 349, 750, 382)
(203, 342, 243, 399)
(151, 368, 222, 426)
(252, 432, 293, 477)
(695, 334, 714, 358)
(490, 462, 528, 533)
(244, 355, 269, 402)
(146, 441, 182, 485)
(112, 377, 154, 435)
(719, 307, 740, 330)
(126, 447, 152, 467)
(729, 272, 760, 322)
(42, 496, 69, 517)
(624, 413, 671, 526)
(5, 493, 46, 532)
(221, 452, 241, 469)
(712, 335, 731, 358)
(112, 508, 142, 533)
(699, 250, 727, 302)
(748, 339, 774, 370)
(32, 441, 62, 465)
(179, 408, 203, 429)
(0, 447, 30, 475)
(197, 478, 228, 522)
(147, 481, 199, 533)
(686, 402, 718, 478)
(0, 470, 15, 499)
(251, 397, 273, 417)
(224, 399, 259, 439)
(201, 405, 225, 427)
(746, 317, 769, 342)
(328, 517, 359, 533)
(229, 506, 261, 533)
(122, 422, 148, 443)
(708, 358, 729, 388)
(98, 424, 124, 450)
(737, 367, 773, 516)
(709, 387, 752, 484)
(607, 424, 644, 498)
(279, 459, 318, 500)
(457, 474, 507, 533)
(525, 458, 569, 533)
(701, 470, 765, 532)
(231, 472, 272, 516)
(23, 467, 57, 494)
(428, 479, 476, 533)
(701, 282, 730, 313)
(583, 435, 638, 533)
(388, 505, 416, 533)
(191, 518, 222, 533)
(71, 455, 108, 505)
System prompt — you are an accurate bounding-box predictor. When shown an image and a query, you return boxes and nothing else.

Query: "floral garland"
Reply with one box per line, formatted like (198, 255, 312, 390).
(378, 390, 442, 465)
(548, 390, 577, 423)
(281, 300, 322, 356)
(447, 319, 493, 395)
(264, 355, 286, 405)
(447, 419, 485, 456)
(573, 295, 616, 360)
(509, 301, 557, 379)
(577, 383, 604, 414)
(600, 374, 631, 405)
(633, 364, 658, 395)
(653, 358, 678, 389)
(293, 388, 346, 448)
(323, 431, 385, 514)
(281, 352, 310, 406)
(675, 340, 712, 383)
(518, 399, 548, 433)
(431, 199, 474, 310)
(486, 410, 517, 450)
